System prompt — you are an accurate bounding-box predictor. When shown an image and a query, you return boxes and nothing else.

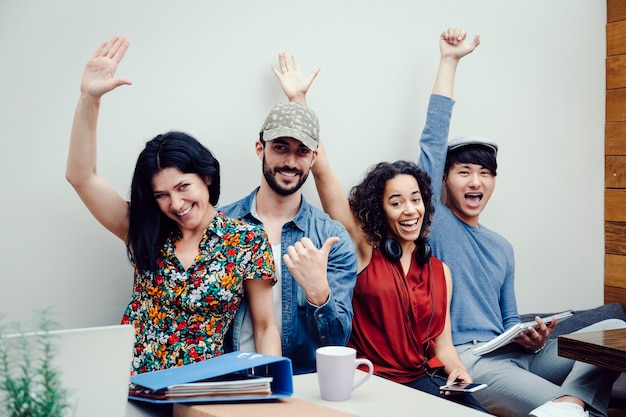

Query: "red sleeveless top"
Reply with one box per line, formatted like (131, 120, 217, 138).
(348, 248, 448, 383)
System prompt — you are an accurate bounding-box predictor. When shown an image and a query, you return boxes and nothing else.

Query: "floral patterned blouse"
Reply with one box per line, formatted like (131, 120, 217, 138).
(121, 211, 275, 374)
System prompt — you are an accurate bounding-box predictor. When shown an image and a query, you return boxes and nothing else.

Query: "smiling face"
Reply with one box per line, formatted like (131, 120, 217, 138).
(443, 162, 495, 227)
(151, 167, 216, 233)
(257, 137, 317, 196)
(382, 174, 425, 245)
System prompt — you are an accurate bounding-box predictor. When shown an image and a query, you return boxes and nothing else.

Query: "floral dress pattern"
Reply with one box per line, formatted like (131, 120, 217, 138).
(121, 212, 275, 374)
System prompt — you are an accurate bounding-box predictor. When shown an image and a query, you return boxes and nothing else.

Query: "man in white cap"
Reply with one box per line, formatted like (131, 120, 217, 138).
(418, 27, 625, 417)
(221, 92, 357, 375)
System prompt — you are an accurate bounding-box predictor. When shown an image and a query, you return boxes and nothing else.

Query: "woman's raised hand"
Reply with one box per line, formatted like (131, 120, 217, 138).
(80, 36, 132, 98)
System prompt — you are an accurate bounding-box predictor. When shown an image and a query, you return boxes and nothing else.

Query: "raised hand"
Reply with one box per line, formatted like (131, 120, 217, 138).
(80, 36, 132, 98)
(431, 27, 480, 97)
(271, 52, 320, 105)
(440, 27, 480, 61)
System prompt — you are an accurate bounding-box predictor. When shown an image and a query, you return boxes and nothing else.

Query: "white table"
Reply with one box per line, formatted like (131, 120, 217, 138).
(127, 371, 486, 417)
(288, 371, 486, 417)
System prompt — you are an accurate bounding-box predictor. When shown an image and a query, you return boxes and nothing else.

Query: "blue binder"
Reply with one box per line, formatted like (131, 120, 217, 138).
(128, 351, 293, 404)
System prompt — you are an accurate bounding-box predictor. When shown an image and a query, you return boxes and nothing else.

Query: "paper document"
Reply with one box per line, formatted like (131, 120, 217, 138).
(132, 374, 273, 400)
(472, 310, 573, 356)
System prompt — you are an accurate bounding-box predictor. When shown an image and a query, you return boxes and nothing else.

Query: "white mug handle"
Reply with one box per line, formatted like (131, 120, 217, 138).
(352, 358, 374, 391)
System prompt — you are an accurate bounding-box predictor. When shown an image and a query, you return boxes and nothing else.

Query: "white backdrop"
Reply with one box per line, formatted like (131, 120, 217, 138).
(0, 0, 606, 329)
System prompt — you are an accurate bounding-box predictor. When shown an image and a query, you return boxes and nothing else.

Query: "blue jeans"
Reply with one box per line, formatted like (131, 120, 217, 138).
(458, 319, 626, 417)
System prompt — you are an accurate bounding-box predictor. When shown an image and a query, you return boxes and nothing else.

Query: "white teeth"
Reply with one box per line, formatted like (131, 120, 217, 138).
(400, 219, 418, 226)
(176, 205, 192, 217)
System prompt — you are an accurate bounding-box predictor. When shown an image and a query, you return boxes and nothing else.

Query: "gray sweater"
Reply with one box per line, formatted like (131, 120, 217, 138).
(418, 94, 519, 346)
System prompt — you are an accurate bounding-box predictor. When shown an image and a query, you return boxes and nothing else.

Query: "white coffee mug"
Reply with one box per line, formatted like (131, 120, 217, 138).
(315, 346, 374, 401)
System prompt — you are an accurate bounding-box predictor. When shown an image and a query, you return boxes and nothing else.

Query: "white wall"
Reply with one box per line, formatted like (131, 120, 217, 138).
(0, 0, 606, 329)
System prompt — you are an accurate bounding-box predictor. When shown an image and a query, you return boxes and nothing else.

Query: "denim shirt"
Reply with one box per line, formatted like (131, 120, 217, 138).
(220, 188, 357, 374)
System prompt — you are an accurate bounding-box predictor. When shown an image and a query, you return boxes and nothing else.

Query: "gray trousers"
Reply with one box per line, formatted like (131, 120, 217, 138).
(457, 319, 626, 417)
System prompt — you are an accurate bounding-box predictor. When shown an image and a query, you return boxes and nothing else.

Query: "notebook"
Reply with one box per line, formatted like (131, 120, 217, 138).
(1, 324, 135, 417)
(472, 310, 573, 355)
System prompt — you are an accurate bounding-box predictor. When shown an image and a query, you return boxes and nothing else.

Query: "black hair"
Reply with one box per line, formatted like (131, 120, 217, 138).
(349, 160, 434, 250)
(127, 131, 220, 272)
(444, 144, 498, 176)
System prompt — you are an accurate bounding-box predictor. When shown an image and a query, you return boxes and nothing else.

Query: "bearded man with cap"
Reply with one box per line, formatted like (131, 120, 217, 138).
(417, 27, 625, 417)
(221, 81, 357, 375)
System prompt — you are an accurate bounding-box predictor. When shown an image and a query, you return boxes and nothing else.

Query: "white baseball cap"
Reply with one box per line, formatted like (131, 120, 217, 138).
(447, 136, 498, 155)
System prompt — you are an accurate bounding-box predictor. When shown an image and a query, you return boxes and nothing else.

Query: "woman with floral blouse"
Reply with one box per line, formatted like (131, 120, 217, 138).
(66, 36, 280, 374)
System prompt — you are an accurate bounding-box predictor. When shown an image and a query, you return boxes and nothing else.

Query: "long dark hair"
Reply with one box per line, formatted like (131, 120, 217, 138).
(349, 160, 434, 250)
(127, 131, 220, 272)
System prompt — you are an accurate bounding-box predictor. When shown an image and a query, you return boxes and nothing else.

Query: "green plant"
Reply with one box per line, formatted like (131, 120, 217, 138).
(0, 311, 70, 417)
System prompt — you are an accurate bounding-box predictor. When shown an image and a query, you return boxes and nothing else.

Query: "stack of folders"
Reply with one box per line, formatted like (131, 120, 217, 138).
(128, 351, 293, 404)
(131, 374, 273, 401)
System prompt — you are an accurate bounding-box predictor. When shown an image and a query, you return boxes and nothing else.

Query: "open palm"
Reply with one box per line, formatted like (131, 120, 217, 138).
(80, 36, 132, 98)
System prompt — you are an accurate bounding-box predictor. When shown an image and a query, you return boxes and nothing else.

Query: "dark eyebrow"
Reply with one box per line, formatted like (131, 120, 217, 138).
(272, 137, 308, 150)
(386, 190, 421, 201)
(456, 162, 488, 170)
(152, 179, 187, 194)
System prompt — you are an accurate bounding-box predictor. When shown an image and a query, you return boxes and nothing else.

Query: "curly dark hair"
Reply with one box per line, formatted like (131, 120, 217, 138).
(349, 160, 434, 249)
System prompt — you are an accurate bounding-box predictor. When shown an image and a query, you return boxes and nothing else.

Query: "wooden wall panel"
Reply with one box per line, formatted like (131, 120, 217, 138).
(606, 122, 626, 154)
(606, 190, 626, 222)
(607, 55, 626, 89)
(606, 254, 626, 287)
(606, 155, 626, 187)
(604, 0, 626, 307)
(606, 221, 626, 255)
(606, 89, 626, 122)
(608, 0, 626, 23)
(608, 21, 626, 56)
(605, 286, 626, 309)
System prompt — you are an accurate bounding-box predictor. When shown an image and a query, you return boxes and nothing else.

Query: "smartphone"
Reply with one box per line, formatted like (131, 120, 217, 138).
(439, 382, 488, 393)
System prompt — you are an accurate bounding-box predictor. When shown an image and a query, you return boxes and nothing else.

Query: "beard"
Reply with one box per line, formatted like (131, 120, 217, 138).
(262, 155, 309, 196)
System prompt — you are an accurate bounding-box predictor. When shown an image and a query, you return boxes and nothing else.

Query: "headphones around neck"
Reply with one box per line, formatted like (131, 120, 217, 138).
(383, 236, 435, 366)
(382, 238, 432, 266)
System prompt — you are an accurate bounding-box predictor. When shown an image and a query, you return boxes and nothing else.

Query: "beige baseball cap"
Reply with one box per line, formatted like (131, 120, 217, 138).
(260, 102, 319, 151)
